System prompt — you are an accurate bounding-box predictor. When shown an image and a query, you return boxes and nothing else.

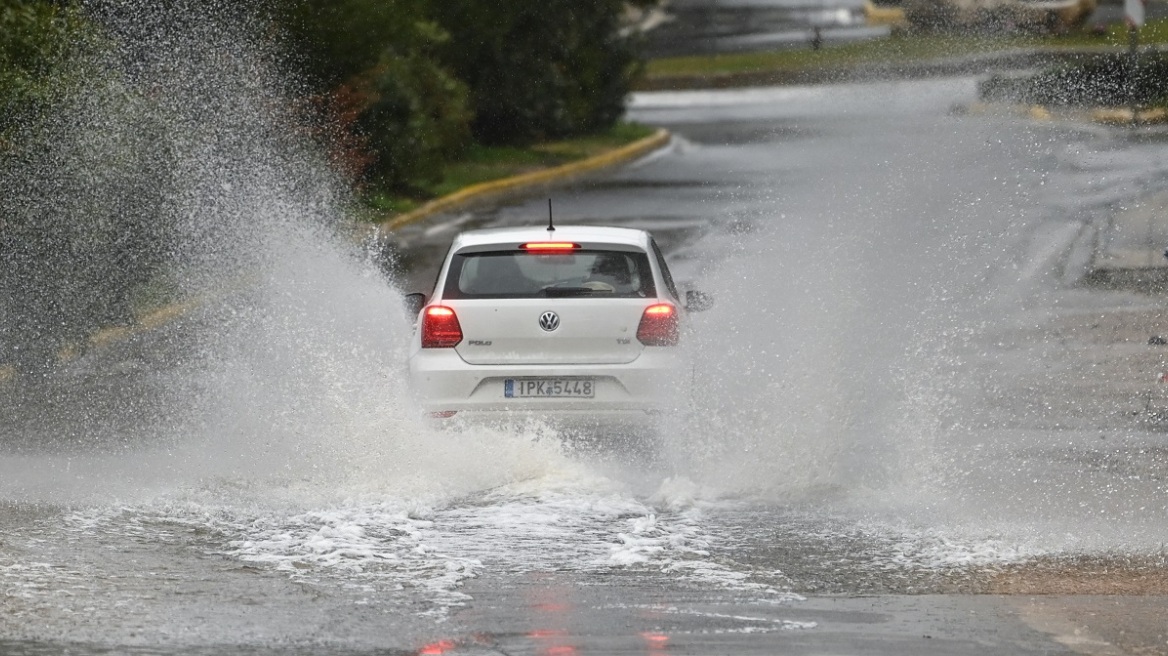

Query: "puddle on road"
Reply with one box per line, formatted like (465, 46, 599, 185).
(701, 507, 1168, 595)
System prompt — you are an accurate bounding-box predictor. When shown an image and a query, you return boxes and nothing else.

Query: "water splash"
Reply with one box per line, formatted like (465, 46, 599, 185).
(0, 0, 581, 507)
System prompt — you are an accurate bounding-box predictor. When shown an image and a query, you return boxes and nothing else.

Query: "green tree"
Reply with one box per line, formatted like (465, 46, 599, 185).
(347, 51, 470, 189)
(429, 0, 646, 145)
(274, 0, 470, 189)
(275, 0, 430, 87)
(0, 0, 86, 135)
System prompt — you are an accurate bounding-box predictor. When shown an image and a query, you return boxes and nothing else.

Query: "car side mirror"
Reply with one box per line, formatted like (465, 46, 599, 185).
(403, 293, 427, 321)
(685, 290, 714, 313)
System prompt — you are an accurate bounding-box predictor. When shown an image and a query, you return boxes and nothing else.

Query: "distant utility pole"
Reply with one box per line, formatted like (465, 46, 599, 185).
(1124, 0, 1146, 124)
(707, 0, 719, 57)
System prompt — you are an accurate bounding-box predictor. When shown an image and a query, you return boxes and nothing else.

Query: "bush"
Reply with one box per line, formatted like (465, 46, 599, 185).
(274, 0, 429, 87)
(429, 0, 645, 145)
(0, 0, 88, 135)
(346, 51, 471, 189)
(274, 0, 471, 189)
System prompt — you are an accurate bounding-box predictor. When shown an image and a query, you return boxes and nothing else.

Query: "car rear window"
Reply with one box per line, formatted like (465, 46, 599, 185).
(443, 249, 656, 299)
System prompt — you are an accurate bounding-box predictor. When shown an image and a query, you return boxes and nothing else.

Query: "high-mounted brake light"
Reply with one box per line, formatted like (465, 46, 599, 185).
(520, 242, 580, 252)
(636, 303, 679, 346)
(421, 306, 463, 348)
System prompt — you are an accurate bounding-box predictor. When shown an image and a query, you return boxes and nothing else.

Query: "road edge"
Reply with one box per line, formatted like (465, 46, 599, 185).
(378, 128, 672, 232)
(636, 46, 1168, 92)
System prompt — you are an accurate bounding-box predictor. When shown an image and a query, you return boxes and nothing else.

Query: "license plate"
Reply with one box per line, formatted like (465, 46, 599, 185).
(504, 378, 594, 399)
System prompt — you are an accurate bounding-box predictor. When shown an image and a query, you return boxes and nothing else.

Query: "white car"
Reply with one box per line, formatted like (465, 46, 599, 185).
(404, 225, 711, 425)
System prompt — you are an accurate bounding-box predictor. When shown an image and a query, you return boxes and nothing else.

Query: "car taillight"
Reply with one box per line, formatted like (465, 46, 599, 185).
(636, 303, 679, 346)
(421, 306, 463, 348)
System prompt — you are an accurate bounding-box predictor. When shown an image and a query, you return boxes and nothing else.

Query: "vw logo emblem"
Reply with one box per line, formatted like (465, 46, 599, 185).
(538, 311, 560, 332)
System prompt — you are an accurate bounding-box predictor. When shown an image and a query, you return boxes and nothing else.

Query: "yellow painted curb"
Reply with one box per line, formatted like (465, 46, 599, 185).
(1028, 105, 1052, 121)
(1092, 107, 1168, 126)
(82, 299, 202, 354)
(379, 128, 672, 232)
(0, 298, 205, 380)
(864, 1, 907, 26)
(967, 102, 1168, 126)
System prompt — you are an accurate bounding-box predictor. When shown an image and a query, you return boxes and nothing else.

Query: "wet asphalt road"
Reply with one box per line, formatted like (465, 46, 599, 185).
(4, 75, 1168, 654)
(388, 76, 1168, 653)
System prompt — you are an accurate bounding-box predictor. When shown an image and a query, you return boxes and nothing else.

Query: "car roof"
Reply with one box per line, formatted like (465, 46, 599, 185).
(449, 225, 654, 251)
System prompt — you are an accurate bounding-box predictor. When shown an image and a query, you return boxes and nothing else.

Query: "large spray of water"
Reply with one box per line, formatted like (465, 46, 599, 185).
(0, 1, 587, 510)
(634, 82, 1168, 556)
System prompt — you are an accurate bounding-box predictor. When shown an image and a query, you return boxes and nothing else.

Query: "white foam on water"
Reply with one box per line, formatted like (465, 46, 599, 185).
(18, 465, 819, 620)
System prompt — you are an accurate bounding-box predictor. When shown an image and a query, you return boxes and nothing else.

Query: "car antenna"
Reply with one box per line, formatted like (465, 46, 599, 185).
(547, 198, 555, 233)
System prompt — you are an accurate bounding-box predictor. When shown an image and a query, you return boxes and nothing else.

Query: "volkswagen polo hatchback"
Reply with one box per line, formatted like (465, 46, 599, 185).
(405, 225, 708, 423)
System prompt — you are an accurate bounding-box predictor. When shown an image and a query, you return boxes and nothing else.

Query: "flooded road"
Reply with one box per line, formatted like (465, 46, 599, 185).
(4, 75, 1168, 654)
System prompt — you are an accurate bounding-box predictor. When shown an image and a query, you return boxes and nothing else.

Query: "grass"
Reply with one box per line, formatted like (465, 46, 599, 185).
(641, 17, 1168, 83)
(366, 122, 656, 216)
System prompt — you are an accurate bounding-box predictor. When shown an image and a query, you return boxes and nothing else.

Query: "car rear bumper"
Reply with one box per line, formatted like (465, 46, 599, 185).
(421, 410, 663, 439)
(407, 347, 687, 416)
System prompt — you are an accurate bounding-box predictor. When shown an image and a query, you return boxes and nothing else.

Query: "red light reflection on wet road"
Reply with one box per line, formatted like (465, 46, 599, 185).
(418, 639, 456, 655)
